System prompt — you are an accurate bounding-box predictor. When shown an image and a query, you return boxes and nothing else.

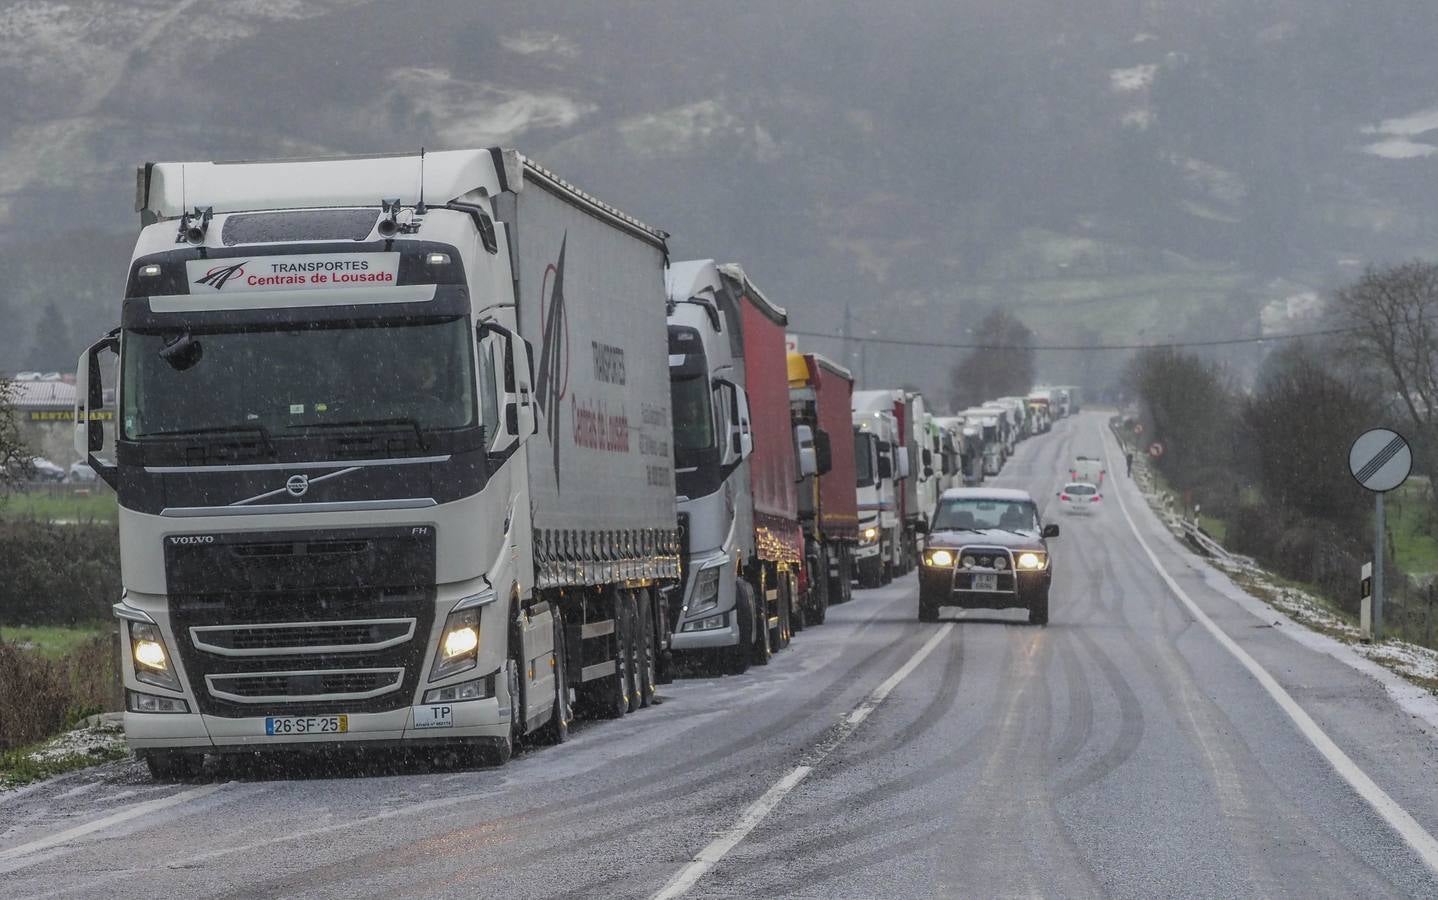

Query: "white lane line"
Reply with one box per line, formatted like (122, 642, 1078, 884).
(1100, 425, 1438, 873)
(0, 784, 225, 870)
(652, 622, 955, 900)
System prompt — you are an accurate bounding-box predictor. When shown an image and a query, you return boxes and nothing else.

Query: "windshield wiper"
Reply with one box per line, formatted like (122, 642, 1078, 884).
(143, 424, 276, 456)
(294, 417, 431, 450)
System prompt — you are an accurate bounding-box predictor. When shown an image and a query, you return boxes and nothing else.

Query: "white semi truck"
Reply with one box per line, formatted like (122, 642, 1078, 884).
(75, 149, 680, 778)
(852, 391, 907, 587)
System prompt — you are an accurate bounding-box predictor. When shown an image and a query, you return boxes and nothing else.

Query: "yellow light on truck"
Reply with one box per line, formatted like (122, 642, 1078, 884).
(1017, 552, 1042, 570)
(133, 639, 168, 670)
(442, 625, 479, 659)
(927, 549, 954, 567)
(863, 526, 878, 542)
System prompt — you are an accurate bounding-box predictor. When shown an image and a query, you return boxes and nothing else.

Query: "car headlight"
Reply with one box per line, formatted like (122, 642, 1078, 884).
(961, 555, 975, 568)
(431, 607, 480, 682)
(1016, 552, 1045, 570)
(993, 557, 1008, 571)
(924, 549, 954, 567)
(690, 565, 722, 614)
(129, 621, 180, 691)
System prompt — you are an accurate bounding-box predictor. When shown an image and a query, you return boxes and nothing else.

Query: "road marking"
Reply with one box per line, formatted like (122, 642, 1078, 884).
(0, 783, 225, 871)
(1101, 426, 1438, 873)
(652, 622, 955, 900)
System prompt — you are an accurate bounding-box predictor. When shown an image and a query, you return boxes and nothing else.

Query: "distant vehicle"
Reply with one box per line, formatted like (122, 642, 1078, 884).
(67, 461, 97, 482)
(29, 457, 66, 482)
(919, 487, 1059, 625)
(1070, 456, 1105, 486)
(1058, 482, 1102, 514)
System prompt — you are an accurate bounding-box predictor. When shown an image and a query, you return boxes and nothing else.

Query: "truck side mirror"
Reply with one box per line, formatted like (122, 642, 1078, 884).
(74, 334, 120, 488)
(895, 451, 911, 481)
(479, 322, 534, 456)
(877, 454, 893, 480)
(1043, 523, 1060, 539)
(795, 424, 817, 478)
(914, 520, 929, 535)
(813, 428, 832, 476)
(735, 386, 754, 460)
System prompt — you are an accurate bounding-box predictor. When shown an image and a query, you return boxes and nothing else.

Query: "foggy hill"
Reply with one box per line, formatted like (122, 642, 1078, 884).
(3, 0, 1437, 404)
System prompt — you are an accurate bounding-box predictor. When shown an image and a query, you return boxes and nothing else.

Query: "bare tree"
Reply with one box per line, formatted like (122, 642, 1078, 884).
(948, 308, 1035, 410)
(0, 380, 31, 495)
(1332, 262, 1438, 466)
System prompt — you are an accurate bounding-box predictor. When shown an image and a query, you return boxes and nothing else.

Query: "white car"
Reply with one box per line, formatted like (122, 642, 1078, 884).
(68, 461, 97, 482)
(29, 457, 67, 483)
(1057, 482, 1102, 513)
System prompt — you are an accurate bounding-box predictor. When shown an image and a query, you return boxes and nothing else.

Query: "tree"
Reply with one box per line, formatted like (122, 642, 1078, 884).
(948, 308, 1035, 410)
(0, 380, 32, 494)
(26, 301, 75, 373)
(1331, 261, 1438, 475)
(1125, 346, 1236, 497)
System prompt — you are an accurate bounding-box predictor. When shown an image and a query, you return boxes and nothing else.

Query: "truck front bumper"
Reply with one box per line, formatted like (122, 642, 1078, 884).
(125, 698, 510, 752)
(671, 551, 742, 650)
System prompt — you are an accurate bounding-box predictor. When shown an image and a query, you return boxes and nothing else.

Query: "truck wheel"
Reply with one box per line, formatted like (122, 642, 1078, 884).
(723, 581, 755, 676)
(751, 577, 773, 667)
(880, 560, 893, 586)
(533, 608, 570, 745)
(807, 555, 829, 625)
(1028, 588, 1050, 626)
(772, 573, 792, 652)
(636, 588, 657, 708)
(145, 751, 204, 781)
(578, 588, 631, 719)
(839, 549, 854, 603)
(857, 556, 881, 589)
(622, 590, 642, 714)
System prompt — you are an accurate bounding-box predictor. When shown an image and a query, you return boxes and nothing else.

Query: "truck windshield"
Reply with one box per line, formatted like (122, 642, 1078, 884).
(855, 432, 875, 487)
(121, 317, 477, 442)
(670, 374, 715, 463)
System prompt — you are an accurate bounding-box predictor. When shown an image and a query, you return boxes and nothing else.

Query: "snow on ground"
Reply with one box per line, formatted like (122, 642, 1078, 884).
(1134, 461, 1438, 696)
(0, 714, 127, 792)
(1364, 139, 1438, 160)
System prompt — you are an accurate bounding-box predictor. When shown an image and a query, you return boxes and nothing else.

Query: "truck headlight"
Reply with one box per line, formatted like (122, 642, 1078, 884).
(924, 549, 954, 567)
(690, 566, 722, 614)
(431, 607, 480, 682)
(1016, 552, 1045, 570)
(862, 526, 878, 543)
(129, 621, 179, 691)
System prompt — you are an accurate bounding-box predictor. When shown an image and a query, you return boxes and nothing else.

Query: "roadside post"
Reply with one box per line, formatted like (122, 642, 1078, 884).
(1348, 428, 1413, 642)
(1359, 561, 1373, 642)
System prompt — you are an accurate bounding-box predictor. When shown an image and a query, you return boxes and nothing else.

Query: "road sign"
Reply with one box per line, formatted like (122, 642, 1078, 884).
(1349, 428, 1413, 642)
(1148, 441, 1164, 459)
(1133, 423, 1144, 435)
(1348, 428, 1411, 493)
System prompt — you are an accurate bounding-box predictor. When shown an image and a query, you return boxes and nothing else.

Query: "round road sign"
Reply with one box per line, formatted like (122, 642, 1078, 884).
(1349, 428, 1412, 493)
(1133, 423, 1145, 435)
(1148, 442, 1164, 459)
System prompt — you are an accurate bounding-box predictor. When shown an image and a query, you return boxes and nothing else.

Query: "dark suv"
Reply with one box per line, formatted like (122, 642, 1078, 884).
(917, 488, 1058, 625)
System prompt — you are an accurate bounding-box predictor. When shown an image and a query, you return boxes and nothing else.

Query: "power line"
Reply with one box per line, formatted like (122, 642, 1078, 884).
(787, 323, 1357, 352)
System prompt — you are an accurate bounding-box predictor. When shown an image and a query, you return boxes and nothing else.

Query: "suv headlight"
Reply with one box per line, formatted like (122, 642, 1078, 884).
(924, 549, 954, 567)
(1016, 552, 1046, 570)
(431, 607, 480, 682)
(129, 621, 180, 691)
(689, 566, 722, 614)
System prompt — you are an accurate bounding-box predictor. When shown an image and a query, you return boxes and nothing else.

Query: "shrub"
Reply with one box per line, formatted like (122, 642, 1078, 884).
(0, 636, 120, 750)
(0, 521, 120, 627)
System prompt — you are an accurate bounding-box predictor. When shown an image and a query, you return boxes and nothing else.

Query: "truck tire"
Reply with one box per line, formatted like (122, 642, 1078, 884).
(857, 556, 882, 589)
(838, 548, 854, 603)
(145, 751, 204, 781)
(636, 588, 657, 708)
(577, 588, 631, 719)
(1028, 587, 1050, 626)
(772, 572, 792, 652)
(532, 608, 570, 745)
(622, 590, 642, 714)
(723, 580, 755, 676)
(918, 596, 940, 623)
(881, 560, 893, 586)
(751, 576, 773, 667)
(807, 553, 829, 625)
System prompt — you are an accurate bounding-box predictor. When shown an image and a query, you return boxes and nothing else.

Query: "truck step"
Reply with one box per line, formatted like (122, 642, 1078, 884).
(580, 660, 618, 682)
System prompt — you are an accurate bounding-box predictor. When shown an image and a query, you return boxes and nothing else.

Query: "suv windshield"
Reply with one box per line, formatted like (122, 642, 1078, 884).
(121, 317, 477, 441)
(932, 497, 1040, 532)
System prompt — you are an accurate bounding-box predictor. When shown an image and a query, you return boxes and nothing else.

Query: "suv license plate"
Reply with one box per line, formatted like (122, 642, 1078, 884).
(972, 573, 998, 591)
(265, 715, 348, 736)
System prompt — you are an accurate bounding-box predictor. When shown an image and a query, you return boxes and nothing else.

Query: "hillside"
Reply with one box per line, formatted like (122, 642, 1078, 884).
(3, 0, 1437, 403)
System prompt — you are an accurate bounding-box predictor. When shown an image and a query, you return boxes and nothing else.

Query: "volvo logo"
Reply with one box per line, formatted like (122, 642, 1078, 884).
(168, 535, 214, 545)
(285, 474, 310, 497)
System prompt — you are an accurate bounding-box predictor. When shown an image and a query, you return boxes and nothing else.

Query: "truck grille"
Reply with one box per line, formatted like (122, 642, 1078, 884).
(165, 526, 436, 717)
(206, 668, 405, 703)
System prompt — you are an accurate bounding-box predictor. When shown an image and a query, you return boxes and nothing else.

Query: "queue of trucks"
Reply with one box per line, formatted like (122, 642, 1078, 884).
(72, 147, 1078, 778)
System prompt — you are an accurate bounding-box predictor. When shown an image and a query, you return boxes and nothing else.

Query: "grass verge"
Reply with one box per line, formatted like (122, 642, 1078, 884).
(1, 624, 110, 659)
(0, 489, 117, 523)
(0, 721, 128, 790)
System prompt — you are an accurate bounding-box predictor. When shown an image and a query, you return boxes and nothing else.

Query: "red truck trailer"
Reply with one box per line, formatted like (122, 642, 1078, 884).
(789, 351, 858, 622)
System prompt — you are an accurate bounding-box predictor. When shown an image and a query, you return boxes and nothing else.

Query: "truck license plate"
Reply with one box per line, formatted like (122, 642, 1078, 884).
(972, 573, 998, 592)
(265, 715, 348, 736)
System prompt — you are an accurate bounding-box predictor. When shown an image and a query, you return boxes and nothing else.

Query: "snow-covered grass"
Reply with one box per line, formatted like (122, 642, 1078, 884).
(0, 715, 128, 791)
